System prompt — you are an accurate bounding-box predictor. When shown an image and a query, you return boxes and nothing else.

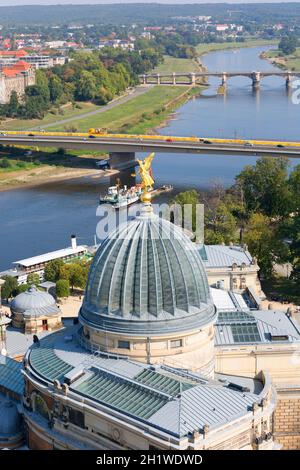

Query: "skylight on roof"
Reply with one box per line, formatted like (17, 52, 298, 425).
(231, 323, 261, 343)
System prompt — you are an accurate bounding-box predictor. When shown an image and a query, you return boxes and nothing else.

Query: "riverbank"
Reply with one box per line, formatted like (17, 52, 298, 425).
(0, 86, 202, 190)
(45, 85, 203, 134)
(196, 39, 278, 58)
(0, 147, 120, 191)
(0, 166, 103, 192)
(262, 47, 300, 71)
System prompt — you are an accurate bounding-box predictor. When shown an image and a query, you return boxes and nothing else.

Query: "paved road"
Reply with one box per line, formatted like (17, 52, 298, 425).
(1, 134, 300, 158)
(30, 85, 153, 131)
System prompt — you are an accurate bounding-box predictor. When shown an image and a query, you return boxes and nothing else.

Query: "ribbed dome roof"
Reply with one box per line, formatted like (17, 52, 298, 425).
(0, 400, 22, 437)
(11, 286, 58, 317)
(80, 207, 215, 335)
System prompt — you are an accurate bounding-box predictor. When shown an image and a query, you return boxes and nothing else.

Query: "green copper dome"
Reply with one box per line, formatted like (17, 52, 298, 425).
(80, 207, 215, 335)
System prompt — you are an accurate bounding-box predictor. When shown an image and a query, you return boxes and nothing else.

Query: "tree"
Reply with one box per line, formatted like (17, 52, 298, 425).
(1, 276, 18, 301)
(279, 36, 298, 55)
(56, 279, 70, 298)
(288, 213, 300, 280)
(205, 202, 238, 245)
(169, 190, 200, 237)
(44, 259, 64, 282)
(27, 273, 40, 286)
(244, 213, 289, 278)
(289, 164, 300, 214)
(75, 71, 97, 101)
(6, 91, 19, 117)
(236, 157, 293, 218)
(16, 284, 29, 295)
(59, 262, 88, 291)
(49, 75, 63, 103)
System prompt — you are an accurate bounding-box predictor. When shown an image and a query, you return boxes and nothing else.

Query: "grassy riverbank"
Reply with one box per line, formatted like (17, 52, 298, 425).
(46, 85, 202, 134)
(152, 55, 202, 73)
(263, 47, 300, 71)
(196, 38, 277, 57)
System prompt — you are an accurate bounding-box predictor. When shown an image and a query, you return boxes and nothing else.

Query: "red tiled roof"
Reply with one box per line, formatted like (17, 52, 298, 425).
(2, 60, 31, 77)
(0, 49, 28, 58)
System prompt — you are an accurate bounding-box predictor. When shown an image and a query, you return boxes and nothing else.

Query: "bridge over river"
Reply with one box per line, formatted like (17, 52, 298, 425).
(139, 71, 300, 88)
(1, 131, 300, 170)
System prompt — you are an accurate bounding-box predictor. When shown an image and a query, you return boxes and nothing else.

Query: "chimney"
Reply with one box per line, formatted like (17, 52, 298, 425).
(71, 234, 77, 250)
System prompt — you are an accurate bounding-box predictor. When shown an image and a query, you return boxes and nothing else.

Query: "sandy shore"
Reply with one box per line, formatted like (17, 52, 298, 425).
(0, 165, 119, 192)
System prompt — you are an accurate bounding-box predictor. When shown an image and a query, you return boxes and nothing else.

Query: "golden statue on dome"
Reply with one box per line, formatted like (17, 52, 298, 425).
(137, 152, 155, 192)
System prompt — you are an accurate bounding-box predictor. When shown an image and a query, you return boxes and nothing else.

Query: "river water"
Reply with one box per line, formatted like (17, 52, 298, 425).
(0, 45, 299, 270)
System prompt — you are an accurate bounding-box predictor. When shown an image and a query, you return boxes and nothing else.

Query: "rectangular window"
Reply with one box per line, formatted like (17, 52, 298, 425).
(170, 339, 182, 349)
(118, 340, 130, 349)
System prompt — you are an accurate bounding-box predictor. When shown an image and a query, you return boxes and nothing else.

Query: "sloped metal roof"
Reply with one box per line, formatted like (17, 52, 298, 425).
(72, 367, 170, 420)
(134, 368, 195, 395)
(25, 327, 267, 439)
(200, 245, 253, 268)
(11, 286, 59, 318)
(0, 355, 23, 396)
(30, 337, 73, 382)
(215, 309, 300, 345)
(14, 245, 87, 268)
(149, 383, 259, 437)
(0, 398, 22, 437)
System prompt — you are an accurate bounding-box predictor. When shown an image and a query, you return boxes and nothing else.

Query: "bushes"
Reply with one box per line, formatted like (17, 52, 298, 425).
(57, 147, 66, 156)
(0, 158, 12, 169)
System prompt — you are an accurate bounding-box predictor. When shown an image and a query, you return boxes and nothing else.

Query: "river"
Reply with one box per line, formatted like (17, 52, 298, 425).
(0, 45, 299, 270)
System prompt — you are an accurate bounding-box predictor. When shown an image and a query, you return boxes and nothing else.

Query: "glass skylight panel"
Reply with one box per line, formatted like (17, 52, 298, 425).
(231, 323, 261, 343)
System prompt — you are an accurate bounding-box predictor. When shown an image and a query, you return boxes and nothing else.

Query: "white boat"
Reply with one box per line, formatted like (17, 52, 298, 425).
(99, 184, 143, 209)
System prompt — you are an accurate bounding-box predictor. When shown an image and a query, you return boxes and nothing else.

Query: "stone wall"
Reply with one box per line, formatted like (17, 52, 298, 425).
(274, 393, 300, 450)
(0, 69, 35, 104)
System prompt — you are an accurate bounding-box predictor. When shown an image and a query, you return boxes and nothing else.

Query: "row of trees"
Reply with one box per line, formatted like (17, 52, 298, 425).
(1, 256, 91, 302)
(44, 258, 92, 295)
(171, 157, 300, 280)
(1, 272, 41, 300)
(0, 48, 162, 119)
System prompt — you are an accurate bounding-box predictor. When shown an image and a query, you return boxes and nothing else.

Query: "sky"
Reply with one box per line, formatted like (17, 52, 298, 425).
(1, 0, 300, 5)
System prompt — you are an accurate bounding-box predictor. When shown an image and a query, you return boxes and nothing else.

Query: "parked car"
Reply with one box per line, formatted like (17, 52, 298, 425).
(96, 160, 110, 170)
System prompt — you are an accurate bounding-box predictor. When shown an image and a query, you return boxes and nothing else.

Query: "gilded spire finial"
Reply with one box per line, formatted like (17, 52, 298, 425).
(137, 152, 155, 203)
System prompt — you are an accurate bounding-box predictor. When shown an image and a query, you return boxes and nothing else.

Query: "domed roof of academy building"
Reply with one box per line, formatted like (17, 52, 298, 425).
(80, 206, 216, 335)
(11, 285, 59, 318)
(0, 400, 22, 438)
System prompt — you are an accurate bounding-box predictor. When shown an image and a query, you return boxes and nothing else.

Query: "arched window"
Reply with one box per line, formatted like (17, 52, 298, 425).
(32, 392, 49, 421)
